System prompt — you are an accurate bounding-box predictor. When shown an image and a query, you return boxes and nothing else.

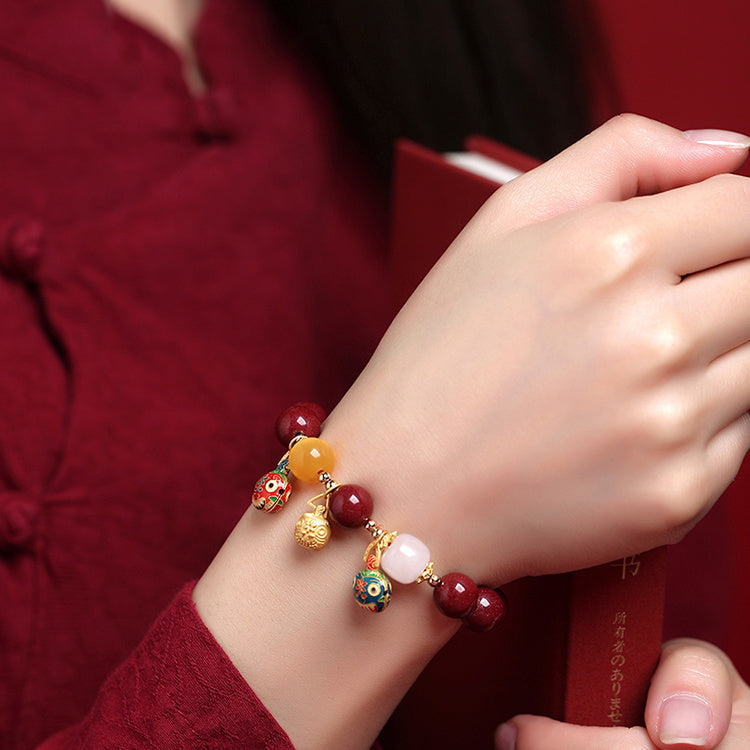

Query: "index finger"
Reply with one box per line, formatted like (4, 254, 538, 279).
(487, 115, 750, 233)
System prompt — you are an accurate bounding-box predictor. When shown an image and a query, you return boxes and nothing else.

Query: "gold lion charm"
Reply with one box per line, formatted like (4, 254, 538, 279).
(294, 505, 331, 550)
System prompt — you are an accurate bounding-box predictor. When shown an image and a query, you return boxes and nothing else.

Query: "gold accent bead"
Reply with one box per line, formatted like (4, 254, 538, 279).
(294, 505, 331, 550)
(364, 519, 387, 538)
(415, 561, 436, 585)
(363, 529, 397, 568)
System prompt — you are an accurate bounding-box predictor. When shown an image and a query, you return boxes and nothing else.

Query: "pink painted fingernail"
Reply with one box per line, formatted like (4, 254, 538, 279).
(683, 128, 750, 149)
(659, 694, 712, 746)
(495, 722, 517, 750)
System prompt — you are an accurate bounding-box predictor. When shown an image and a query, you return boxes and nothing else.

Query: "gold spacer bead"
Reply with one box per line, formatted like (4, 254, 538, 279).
(364, 519, 384, 538)
(415, 561, 436, 585)
(378, 530, 398, 552)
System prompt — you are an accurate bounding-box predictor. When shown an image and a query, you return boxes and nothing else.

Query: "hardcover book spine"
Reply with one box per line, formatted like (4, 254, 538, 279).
(564, 547, 667, 725)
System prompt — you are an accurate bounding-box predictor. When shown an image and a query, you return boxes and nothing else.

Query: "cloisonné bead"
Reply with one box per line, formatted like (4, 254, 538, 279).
(251, 455, 291, 513)
(328, 484, 373, 528)
(433, 572, 478, 619)
(462, 587, 508, 632)
(288, 437, 334, 483)
(380, 533, 430, 585)
(353, 568, 392, 612)
(275, 402, 325, 447)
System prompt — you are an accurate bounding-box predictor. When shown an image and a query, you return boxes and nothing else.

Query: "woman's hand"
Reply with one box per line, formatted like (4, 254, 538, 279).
(195, 116, 750, 749)
(498, 639, 750, 749)
(326, 114, 750, 584)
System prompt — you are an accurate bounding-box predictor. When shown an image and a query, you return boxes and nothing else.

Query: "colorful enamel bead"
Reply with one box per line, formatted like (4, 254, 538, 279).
(251, 455, 291, 513)
(353, 568, 392, 612)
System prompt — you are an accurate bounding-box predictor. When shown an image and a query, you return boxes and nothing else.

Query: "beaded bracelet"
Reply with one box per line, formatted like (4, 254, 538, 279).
(251, 402, 507, 632)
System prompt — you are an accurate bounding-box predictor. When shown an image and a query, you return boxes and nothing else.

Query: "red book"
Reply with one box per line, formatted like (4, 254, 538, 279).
(382, 138, 666, 747)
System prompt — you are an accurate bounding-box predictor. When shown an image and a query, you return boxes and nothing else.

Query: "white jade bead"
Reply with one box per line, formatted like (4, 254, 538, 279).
(380, 533, 431, 584)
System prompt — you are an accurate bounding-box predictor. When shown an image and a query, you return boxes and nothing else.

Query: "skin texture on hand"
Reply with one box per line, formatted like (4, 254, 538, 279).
(499, 639, 750, 749)
(327, 115, 750, 585)
(194, 116, 750, 748)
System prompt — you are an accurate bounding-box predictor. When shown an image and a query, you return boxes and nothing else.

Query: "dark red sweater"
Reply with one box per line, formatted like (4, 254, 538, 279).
(0, 1, 388, 746)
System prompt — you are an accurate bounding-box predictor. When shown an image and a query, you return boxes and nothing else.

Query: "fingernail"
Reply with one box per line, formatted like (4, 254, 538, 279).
(659, 694, 712, 746)
(683, 128, 750, 149)
(496, 722, 517, 750)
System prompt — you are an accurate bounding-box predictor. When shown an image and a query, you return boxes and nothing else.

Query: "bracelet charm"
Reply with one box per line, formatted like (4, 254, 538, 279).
(251, 454, 291, 513)
(353, 565, 392, 613)
(294, 503, 332, 550)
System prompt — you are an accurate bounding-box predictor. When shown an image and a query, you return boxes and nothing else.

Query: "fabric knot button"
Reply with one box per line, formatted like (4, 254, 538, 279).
(1, 217, 45, 281)
(0, 491, 41, 552)
(192, 86, 237, 143)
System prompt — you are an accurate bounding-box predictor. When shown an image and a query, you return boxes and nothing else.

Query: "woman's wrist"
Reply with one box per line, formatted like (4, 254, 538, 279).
(192, 401, 472, 749)
(322, 364, 525, 585)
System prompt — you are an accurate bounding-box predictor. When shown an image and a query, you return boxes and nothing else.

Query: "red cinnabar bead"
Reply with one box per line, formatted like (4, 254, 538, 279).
(303, 402, 327, 423)
(462, 587, 507, 632)
(328, 484, 373, 528)
(433, 572, 478, 618)
(275, 402, 325, 446)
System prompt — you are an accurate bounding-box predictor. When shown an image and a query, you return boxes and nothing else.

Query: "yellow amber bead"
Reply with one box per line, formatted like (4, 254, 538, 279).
(288, 437, 335, 483)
